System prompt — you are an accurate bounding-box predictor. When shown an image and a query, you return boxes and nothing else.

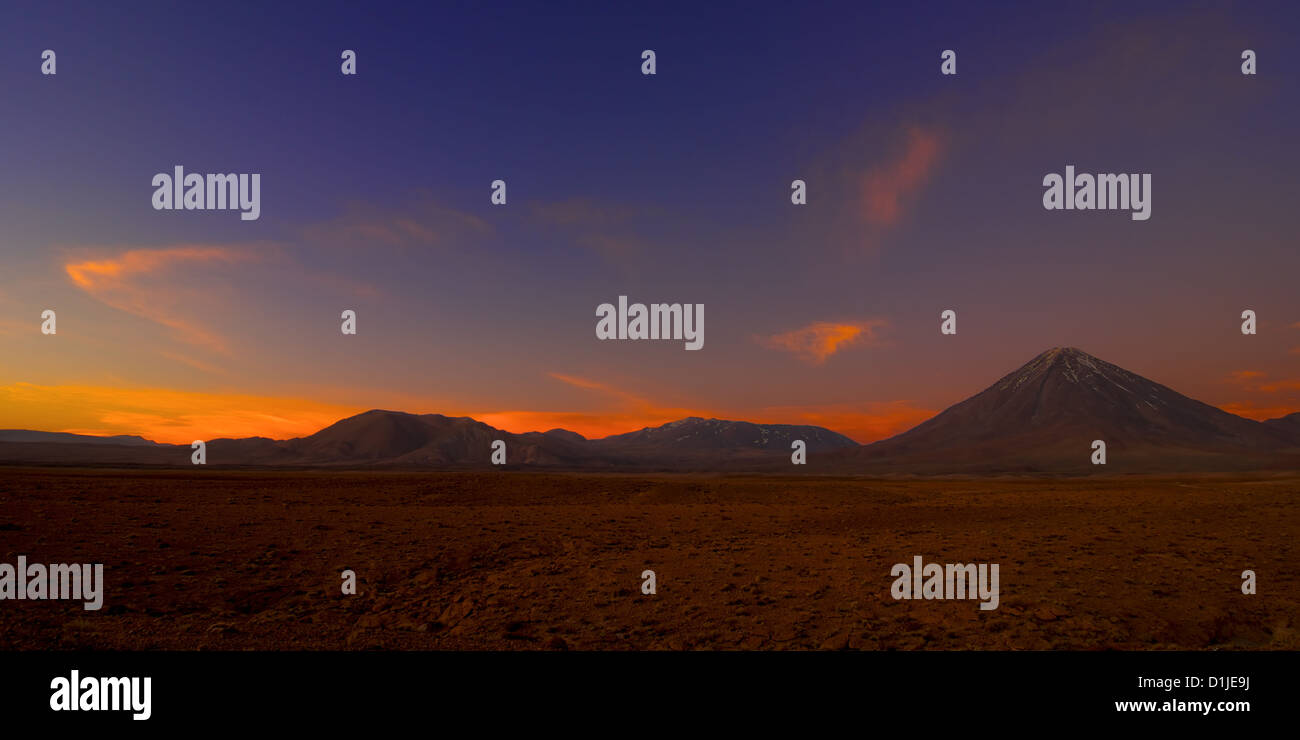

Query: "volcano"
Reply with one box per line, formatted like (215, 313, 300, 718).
(840, 347, 1299, 473)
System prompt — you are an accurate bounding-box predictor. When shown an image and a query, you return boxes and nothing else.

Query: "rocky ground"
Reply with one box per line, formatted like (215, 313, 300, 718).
(0, 467, 1295, 650)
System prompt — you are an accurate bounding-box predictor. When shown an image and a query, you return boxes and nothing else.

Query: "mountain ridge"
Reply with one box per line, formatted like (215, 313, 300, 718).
(2, 347, 1297, 472)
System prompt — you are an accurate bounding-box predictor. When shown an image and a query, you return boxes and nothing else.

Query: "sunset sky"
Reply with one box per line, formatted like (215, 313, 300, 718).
(1, 1, 1297, 444)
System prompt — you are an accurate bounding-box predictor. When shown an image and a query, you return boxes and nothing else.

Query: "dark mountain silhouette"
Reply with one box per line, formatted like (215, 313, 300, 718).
(542, 428, 587, 444)
(0, 430, 157, 446)
(289, 411, 519, 464)
(594, 417, 857, 452)
(1264, 412, 1300, 438)
(274, 412, 857, 467)
(835, 347, 1299, 473)
(208, 411, 600, 467)
(1, 347, 1296, 472)
(0, 411, 853, 469)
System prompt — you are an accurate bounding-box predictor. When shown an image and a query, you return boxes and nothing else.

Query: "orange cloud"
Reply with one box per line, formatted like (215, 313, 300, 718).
(1259, 379, 1300, 393)
(65, 246, 247, 289)
(758, 320, 886, 364)
(1228, 370, 1266, 383)
(862, 127, 944, 226)
(1219, 368, 1300, 419)
(64, 246, 259, 352)
(0, 382, 363, 444)
(1230, 368, 1300, 394)
(1219, 402, 1300, 421)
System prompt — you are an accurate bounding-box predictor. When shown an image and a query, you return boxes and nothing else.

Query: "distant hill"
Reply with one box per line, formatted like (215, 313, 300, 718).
(280, 410, 595, 466)
(0, 411, 853, 469)
(542, 428, 587, 444)
(1264, 412, 1300, 439)
(0, 430, 158, 446)
(594, 417, 857, 453)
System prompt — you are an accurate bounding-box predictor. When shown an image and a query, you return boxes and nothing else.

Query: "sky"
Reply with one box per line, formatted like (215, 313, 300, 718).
(1, 0, 1298, 444)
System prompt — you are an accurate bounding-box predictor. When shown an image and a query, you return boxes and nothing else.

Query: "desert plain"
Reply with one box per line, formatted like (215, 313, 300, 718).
(0, 466, 1296, 651)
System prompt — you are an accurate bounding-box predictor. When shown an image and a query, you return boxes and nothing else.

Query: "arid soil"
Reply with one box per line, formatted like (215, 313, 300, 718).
(0, 467, 1296, 650)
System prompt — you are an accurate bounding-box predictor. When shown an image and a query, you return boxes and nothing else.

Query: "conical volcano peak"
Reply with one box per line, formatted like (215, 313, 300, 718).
(996, 346, 1122, 391)
(1034, 346, 1101, 366)
(1048, 346, 1103, 369)
(847, 346, 1299, 473)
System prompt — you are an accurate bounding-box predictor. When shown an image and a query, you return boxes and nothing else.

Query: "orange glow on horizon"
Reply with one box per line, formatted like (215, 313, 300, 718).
(1218, 402, 1300, 422)
(0, 383, 365, 444)
(1, 382, 940, 445)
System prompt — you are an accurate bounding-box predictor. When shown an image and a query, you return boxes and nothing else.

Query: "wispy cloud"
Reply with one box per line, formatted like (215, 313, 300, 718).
(1226, 369, 1300, 394)
(159, 351, 228, 375)
(1221, 368, 1300, 420)
(528, 196, 659, 268)
(301, 196, 491, 250)
(758, 319, 887, 364)
(861, 126, 944, 227)
(1259, 379, 1300, 393)
(63, 245, 261, 353)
